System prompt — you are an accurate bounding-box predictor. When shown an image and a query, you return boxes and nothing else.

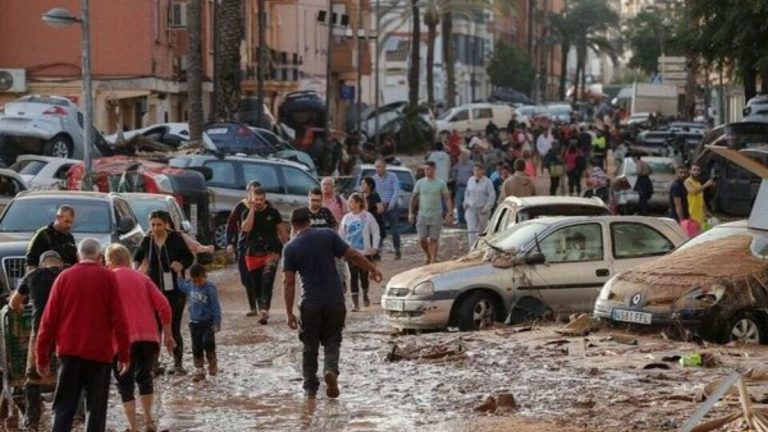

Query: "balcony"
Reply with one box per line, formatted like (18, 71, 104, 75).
(242, 48, 301, 93)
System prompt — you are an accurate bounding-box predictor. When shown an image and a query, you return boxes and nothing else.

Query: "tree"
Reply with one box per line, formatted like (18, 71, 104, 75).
(441, 13, 456, 108)
(408, 0, 421, 109)
(624, 8, 683, 76)
(186, 0, 203, 143)
(213, 0, 244, 121)
(487, 40, 536, 95)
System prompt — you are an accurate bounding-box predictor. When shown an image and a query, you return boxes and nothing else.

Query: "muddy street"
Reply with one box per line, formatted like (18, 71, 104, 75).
(73, 230, 768, 432)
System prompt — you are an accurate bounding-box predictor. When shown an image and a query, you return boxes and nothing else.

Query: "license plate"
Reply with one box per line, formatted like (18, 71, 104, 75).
(612, 309, 652, 325)
(384, 299, 404, 311)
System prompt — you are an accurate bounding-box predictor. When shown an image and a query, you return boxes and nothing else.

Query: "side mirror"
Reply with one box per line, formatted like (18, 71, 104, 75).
(187, 166, 213, 181)
(181, 220, 192, 233)
(525, 252, 546, 265)
(118, 218, 136, 234)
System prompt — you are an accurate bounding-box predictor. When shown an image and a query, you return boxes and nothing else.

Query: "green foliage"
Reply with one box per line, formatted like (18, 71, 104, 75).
(396, 107, 433, 154)
(487, 40, 536, 94)
(624, 7, 684, 75)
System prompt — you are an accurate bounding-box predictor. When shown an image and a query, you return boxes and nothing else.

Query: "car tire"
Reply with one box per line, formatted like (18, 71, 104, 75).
(43, 135, 74, 158)
(213, 214, 229, 250)
(726, 311, 765, 344)
(456, 291, 497, 331)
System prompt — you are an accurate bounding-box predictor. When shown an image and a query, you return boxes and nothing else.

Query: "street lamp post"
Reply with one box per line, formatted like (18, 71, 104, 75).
(43, 3, 93, 190)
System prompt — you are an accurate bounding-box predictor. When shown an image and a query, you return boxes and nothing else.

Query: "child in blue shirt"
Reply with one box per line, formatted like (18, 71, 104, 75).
(178, 264, 222, 381)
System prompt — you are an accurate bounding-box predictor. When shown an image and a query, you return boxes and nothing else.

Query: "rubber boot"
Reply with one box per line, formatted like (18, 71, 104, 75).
(351, 294, 360, 312)
(24, 384, 41, 429)
(206, 351, 218, 376)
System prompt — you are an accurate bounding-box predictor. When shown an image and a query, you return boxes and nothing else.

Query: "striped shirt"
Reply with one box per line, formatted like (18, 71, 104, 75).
(372, 171, 400, 207)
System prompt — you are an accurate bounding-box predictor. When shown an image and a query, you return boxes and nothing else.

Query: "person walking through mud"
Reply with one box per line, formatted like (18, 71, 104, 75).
(339, 193, 380, 311)
(300, 187, 337, 230)
(409, 161, 454, 265)
(10, 250, 63, 430)
(133, 210, 195, 375)
(463, 163, 496, 247)
(321, 176, 351, 290)
(178, 264, 222, 382)
(372, 158, 402, 260)
(36, 238, 131, 432)
(360, 177, 385, 252)
(240, 186, 289, 325)
(26, 205, 78, 271)
(105, 244, 175, 432)
(283, 208, 383, 399)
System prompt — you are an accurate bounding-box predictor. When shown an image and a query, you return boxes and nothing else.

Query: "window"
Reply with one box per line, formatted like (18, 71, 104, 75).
(203, 161, 237, 188)
(54, 164, 74, 180)
(169, 2, 188, 28)
(490, 207, 508, 235)
(9, 160, 45, 176)
(473, 108, 493, 120)
(242, 162, 281, 193)
(539, 223, 603, 263)
(283, 166, 318, 196)
(450, 109, 469, 122)
(0, 176, 23, 197)
(611, 223, 674, 259)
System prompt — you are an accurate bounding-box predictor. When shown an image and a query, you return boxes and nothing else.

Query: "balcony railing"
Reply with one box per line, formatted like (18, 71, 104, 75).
(247, 48, 302, 82)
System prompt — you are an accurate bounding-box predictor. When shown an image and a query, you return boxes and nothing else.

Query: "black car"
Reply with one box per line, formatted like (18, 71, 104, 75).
(0, 191, 144, 294)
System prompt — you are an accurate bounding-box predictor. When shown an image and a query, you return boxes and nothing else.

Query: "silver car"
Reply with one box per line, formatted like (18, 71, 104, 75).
(0, 95, 105, 161)
(381, 216, 687, 331)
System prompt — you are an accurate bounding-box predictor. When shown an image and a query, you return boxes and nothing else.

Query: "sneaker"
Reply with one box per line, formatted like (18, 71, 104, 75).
(324, 371, 340, 399)
(363, 294, 370, 307)
(192, 368, 205, 382)
(258, 310, 269, 325)
(351, 306, 359, 312)
(305, 391, 317, 400)
(246, 310, 258, 317)
(395, 251, 402, 260)
(145, 420, 158, 432)
(173, 365, 188, 376)
(208, 362, 218, 376)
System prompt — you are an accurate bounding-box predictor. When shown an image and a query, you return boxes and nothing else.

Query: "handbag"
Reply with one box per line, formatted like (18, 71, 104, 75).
(550, 164, 565, 178)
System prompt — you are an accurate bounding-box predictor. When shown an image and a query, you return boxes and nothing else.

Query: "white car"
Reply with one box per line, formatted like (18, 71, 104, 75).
(546, 103, 573, 123)
(514, 105, 550, 129)
(614, 156, 676, 212)
(436, 103, 513, 135)
(381, 216, 687, 331)
(0, 95, 106, 162)
(8, 155, 79, 190)
(105, 122, 191, 148)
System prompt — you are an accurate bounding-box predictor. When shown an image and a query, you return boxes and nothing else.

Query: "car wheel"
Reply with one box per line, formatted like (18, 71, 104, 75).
(213, 215, 229, 250)
(43, 135, 73, 158)
(727, 312, 764, 344)
(456, 292, 497, 331)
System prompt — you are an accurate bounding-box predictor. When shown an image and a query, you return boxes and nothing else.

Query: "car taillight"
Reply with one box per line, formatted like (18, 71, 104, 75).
(43, 106, 67, 116)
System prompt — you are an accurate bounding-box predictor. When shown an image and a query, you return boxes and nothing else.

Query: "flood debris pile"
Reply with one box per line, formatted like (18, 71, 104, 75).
(385, 339, 466, 363)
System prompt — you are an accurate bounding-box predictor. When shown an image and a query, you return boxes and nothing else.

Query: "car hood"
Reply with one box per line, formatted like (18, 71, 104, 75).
(388, 256, 489, 288)
(609, 235, 767, 307)
(0, 232, 112, 249)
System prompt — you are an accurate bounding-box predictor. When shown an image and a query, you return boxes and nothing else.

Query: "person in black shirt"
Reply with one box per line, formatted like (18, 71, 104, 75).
(10, 250, 63, 429)
(302, 187, 337, 230)
(241, 187, 289, 325)
(669, 165, 690, 222)
(26, 205, 78, 271)
(134, 210, 195, 374)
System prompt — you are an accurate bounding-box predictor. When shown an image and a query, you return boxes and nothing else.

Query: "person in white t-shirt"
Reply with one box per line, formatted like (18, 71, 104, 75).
(339, 193, 380, 311)
(427, 142, 451, 183)
(536, 129, 554, 175)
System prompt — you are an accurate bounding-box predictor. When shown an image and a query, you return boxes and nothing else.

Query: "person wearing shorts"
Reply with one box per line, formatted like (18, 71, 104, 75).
(409, 161, 453, 264)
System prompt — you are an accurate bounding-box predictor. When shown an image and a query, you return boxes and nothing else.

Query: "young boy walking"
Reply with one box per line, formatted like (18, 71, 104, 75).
(178, 264, 222, 382)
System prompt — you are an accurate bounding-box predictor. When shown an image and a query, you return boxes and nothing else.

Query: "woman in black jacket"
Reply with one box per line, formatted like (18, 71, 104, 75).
(134, 210, 194, 374)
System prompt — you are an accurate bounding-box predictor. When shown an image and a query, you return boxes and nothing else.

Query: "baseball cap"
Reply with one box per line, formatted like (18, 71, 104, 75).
(40, 250, 63, 263)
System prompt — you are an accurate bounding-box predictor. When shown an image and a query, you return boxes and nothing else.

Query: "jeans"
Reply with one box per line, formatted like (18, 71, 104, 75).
(464, 207, 489, 247)
(113, 342, 158, 403)
(382, 206, 401, 253)
(549, 176, 562, 196)
(237, 254, 257, 311)
(52, 356, 111, 432)
(455, 185, 467, 224)
(299, 306, 346, 394)
(250, 261, 278, 311)
(348, 259, 370, 297)
(165, 291, 186, 367)
(567, 170, 582, 195)
(189, 321, 216, 365)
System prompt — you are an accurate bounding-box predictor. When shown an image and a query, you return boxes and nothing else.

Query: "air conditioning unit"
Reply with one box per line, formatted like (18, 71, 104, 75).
(0, 69, 26, 93)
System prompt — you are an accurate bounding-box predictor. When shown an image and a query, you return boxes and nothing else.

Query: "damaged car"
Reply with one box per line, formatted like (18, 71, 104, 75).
(382, 216, 686, 331)
(593, 220, 768, 344)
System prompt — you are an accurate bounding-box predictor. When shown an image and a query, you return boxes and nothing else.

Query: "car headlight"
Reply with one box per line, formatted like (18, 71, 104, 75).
(598, 275, 618, 301)
(412, 281, 435, 296)
(687, 284, 725, 305)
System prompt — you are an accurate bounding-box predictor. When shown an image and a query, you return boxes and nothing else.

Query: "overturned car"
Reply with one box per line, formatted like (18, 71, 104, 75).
(593, 220, 768, 343)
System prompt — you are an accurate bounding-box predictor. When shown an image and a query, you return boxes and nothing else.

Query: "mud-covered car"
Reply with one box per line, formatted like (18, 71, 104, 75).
(594, 220, 768, 343)
(382, 216, 686, 331)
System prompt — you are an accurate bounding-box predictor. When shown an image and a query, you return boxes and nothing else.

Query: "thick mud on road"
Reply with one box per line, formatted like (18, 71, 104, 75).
(19, 229, 768, 431)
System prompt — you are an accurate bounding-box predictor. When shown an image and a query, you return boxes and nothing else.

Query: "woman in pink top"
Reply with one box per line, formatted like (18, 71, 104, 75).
(106, 244, 175, 432)
(563, 143, 584, 196)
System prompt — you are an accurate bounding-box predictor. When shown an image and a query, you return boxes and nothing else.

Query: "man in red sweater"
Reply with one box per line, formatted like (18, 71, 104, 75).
(36, 238, 131, 432)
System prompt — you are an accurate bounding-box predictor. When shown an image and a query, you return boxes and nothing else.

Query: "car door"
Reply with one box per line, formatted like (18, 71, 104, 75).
(450, 108, 470, 131)
(202, 159, 242, 216)
(241, 161, 288, 217)
(610, 222, 676, 275)
(280, 165, 320, 217)
(519, 222, 611, 315)
(113, 198, 144, 253)
(472, 107, 493, 131)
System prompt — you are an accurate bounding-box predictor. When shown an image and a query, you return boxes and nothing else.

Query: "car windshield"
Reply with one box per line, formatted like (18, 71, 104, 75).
(489, 221, 549, 252)
(0, 198, 112, 233)
(125, 198, 168, 231)
(9, 160, 45, 176)
(623, 159, 676, 175)
(675, 226, 768, 259)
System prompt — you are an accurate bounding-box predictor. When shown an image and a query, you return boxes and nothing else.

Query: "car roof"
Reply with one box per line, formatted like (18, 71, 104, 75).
(502, 195, 606, 208)
(178, 154, 310, 171)
(15, 190, 116, 201)
(530, 215, 675, 227)
(121, 193, 176, 202)
(15, 155, 79, 164)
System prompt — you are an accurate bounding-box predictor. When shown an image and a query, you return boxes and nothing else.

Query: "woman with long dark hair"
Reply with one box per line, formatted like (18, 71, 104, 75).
(134, 210, 194, 375)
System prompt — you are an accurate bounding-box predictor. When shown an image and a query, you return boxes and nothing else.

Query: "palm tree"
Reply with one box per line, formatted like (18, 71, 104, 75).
(186, 0, 203, 143)
(214, 0, 244, 120)
(408, 0, 421, 109)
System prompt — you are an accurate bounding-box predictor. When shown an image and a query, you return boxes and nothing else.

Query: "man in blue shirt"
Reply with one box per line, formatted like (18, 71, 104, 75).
(283, 208, 382, 399)
(371, 158, 402, 259)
